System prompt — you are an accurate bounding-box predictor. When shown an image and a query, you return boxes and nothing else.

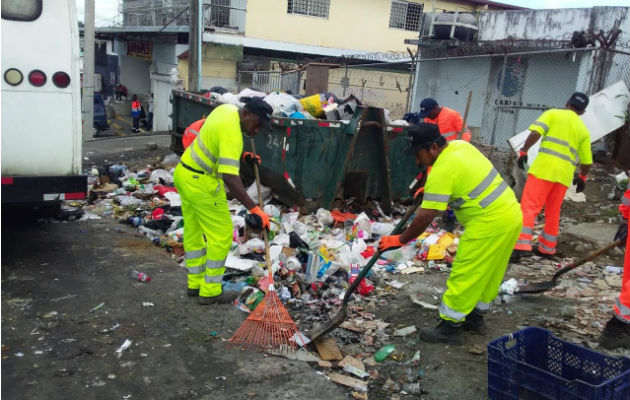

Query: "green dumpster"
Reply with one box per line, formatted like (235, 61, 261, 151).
(384, 124, 422, 199)
(169, 90, 222, 154)
(241, 108, 365, 213)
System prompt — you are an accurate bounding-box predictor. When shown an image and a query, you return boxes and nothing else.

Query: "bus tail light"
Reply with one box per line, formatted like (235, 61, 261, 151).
(52, 71, 70, 88)
(28, 70, 46, 87)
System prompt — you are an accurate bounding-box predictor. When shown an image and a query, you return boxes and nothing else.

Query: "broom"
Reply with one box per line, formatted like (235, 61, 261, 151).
(227, 139, 304, 351)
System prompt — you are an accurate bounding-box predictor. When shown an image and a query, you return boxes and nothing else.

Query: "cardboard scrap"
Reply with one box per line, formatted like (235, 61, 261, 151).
(328, 372, 368, 392)
(314, 338, 343, 361)
(338, 355, 365, 372)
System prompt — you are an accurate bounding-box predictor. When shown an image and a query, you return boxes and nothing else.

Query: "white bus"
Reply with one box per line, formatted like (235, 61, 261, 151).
(1, 0, 86, 206)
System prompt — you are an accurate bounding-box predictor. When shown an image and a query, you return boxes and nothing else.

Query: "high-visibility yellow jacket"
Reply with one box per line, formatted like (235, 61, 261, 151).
(422, 140, 520, 238)
(527, 109, 592, 187)
(180, 104, 242, 185)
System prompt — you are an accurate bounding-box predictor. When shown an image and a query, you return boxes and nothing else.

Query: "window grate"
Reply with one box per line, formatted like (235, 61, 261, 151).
(389, 0, 423, 32)
(287, 0, 330, 19)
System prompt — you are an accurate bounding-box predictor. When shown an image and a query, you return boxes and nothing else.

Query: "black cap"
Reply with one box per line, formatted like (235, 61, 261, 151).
(419, 98, 438, 118)
(568, 92, 589, 112)
(406, 123, 441, 155)
(244, 97, 273, 131)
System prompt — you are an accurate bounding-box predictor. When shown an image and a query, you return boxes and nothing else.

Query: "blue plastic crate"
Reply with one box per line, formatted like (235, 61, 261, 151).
(488, 327, 630, 400)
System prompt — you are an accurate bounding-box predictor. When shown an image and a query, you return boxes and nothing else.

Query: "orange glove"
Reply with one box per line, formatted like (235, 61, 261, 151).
(248, 205, 270, 230)
(414, 186, 424, 199)
(242, 152, 261, 165)
(378, 235, 404, 253)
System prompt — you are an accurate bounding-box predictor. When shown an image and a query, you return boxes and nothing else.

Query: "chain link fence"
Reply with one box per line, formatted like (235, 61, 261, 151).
(413, 47, 630, 148)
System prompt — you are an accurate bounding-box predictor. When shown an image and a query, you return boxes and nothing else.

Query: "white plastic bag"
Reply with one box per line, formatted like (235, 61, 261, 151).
(315, 208, 334, 226)
(372, 222, 395, 236)
(263, 91, 303, 116)
(150, 169, 173, 185)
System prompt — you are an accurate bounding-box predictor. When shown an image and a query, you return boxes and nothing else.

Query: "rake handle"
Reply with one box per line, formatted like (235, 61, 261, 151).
(249, 138, 274, 289)
(551, 238, 624, 281)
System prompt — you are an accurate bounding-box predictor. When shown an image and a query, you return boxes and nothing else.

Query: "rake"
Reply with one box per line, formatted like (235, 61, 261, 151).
(227, 139, 304, 351)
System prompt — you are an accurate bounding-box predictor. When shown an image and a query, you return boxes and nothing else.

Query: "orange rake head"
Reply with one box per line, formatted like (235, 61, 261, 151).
(227, 287, 306, 351)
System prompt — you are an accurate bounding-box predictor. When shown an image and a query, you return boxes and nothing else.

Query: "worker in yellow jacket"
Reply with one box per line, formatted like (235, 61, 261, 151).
(513, 92, 592, 259)
(174, 98, 272, 305)
(379, 123, 522, 344)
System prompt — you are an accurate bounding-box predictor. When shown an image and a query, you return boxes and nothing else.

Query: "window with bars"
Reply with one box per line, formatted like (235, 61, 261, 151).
(389, 0, 423, 32)
(287, 0, 330, 19)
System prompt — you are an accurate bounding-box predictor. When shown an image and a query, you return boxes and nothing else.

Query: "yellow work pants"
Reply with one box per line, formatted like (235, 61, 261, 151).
(439, 204, 522, 322)
(173, 164, 233, 298)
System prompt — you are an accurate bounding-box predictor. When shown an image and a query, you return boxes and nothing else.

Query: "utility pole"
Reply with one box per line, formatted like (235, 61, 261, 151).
(82, 0, 95, 142)
(188, 0, 201, 91)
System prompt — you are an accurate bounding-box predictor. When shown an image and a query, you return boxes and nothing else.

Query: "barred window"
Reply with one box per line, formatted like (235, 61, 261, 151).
(389, 0, 423, 32)
(287, 0, 330, 19)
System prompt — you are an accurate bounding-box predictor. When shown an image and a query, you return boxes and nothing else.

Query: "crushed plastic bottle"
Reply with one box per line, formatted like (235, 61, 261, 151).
(374, 344, 396, 362)
(129, 270, 151, 282)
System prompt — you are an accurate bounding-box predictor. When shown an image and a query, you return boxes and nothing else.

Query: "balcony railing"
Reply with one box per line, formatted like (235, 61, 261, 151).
(121, 0, 246, 33)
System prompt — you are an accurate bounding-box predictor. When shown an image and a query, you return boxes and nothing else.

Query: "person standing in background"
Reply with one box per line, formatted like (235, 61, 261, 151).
(131, 94, 141, 133)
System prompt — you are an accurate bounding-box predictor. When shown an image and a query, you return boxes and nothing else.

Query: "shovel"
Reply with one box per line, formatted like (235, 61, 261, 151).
(309, 195, 424, 342)
(515, 239, 624, 294)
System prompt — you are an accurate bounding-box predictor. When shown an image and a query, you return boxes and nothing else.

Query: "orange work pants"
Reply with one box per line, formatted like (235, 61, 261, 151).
(613, 221, 630, 322)
(514, 174, 567, 254)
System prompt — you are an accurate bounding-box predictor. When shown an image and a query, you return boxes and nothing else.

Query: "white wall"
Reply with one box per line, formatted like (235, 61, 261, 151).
(412, 57, 491, 129)
(120, 55, 151, 97)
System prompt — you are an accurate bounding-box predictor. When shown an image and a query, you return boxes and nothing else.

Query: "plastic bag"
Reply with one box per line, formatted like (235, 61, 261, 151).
(161, 153, 180, 168)
(316, 208, 334, 226)
(372, 222, 395, 236)
(150, 169, 173, 185)
(244, 238, 265, 252)
(219, 92, 244, 107)
(237, 88, 266, 100)
(246, 182, 271, 204)
(281, 212, 299, 233)
(263, 204, 281, 218)
(293, 221, 307, 236)
(263, 91, 303, 116)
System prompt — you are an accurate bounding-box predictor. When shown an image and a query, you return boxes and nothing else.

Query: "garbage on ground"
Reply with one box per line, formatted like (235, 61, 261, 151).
(115, 339, 132, 358)
(66, 155, 470, 395)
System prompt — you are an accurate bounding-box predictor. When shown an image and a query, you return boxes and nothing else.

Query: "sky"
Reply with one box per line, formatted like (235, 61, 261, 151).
(77, 0, 629, 27)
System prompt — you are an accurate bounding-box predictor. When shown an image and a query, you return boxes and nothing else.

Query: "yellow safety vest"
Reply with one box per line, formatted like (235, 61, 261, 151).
(422, 141, 520, 238)
(180, 104, 243, 184)
(527, 109, 592, 187)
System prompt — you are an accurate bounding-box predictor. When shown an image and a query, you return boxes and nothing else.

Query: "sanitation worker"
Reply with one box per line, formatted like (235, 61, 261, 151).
(599, 180, 630, 349)
(512, 92, 592, 259)
(182, 118, 205, 150)
(419, 98, 472, 142)
(173, 98, 273, 305)
(378, 123, 522, 344)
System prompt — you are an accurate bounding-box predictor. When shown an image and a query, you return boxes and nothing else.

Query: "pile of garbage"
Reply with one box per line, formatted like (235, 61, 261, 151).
(201, 87, 364, 122)
(70, 154, 461, 312)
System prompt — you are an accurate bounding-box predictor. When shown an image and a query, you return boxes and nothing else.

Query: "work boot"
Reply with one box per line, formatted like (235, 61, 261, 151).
(534, 248, 558, 260)
(419, 319, 465, 345)
(462, 311, 488, 335)
(510, 250, 530, 263)
(187, 288, 199, 297)
(198, 290, 239, 305)
(599, 316, 630, 350)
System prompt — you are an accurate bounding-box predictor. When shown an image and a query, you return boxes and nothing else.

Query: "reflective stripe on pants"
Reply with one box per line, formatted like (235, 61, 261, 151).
(440, 203, 522, 322)
(173, 164, 232, 297)
(514, 174, 567, 254)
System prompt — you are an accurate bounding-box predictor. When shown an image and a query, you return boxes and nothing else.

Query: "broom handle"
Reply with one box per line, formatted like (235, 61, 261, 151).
(250, 138, 274, 290)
